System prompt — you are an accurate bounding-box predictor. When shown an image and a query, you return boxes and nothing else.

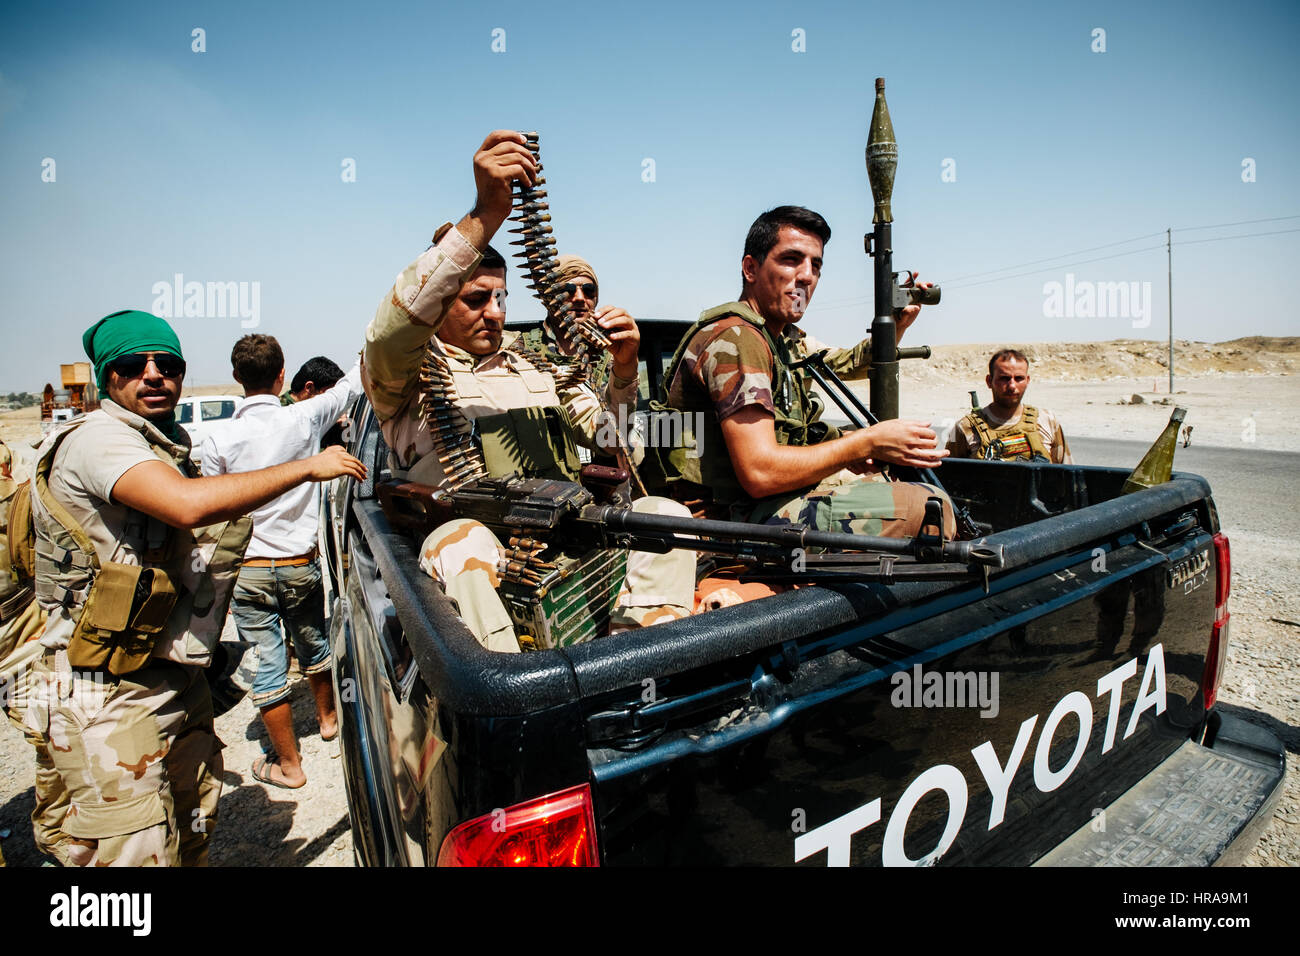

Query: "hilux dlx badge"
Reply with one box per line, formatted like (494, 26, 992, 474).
(1168, 550, 1210, 594)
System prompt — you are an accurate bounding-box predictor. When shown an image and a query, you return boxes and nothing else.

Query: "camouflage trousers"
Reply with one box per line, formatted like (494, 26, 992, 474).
(747, 470, 957, 540)
(0, 600, 78, 867)
(26, 649, 223, 866)
(419, 496, 696, 651)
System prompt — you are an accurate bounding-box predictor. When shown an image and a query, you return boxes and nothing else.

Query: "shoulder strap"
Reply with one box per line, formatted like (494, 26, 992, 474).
(1019, 405, 1050, 459)
(970, 408, 995, 446)
(661, 306, 777, 405)
(33, 421, 101, 571)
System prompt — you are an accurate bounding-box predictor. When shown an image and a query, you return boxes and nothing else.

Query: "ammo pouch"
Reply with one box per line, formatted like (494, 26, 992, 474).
(67, 561, 180, 675)
(477, 405, 583, 483)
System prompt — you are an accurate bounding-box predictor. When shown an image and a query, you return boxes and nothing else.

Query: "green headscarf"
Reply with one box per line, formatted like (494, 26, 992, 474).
(83, 310, 185, 400)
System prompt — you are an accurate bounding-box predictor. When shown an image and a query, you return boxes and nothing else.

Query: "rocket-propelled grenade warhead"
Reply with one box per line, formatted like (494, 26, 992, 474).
(866, 77, 897, 224)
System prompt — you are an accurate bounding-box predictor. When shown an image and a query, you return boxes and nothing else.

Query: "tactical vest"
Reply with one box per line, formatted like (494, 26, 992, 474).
(969, 405, 1050, 462)
(30, 411, 252, 675)
(645, 303, 838, 508)
(406, 340, 583, 487)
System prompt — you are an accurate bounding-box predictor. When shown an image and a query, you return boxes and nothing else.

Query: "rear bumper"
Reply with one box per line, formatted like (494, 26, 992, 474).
(1035, 711, 1286, 866)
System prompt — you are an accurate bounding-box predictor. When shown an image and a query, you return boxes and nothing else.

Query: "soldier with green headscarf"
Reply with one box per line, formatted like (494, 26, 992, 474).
(21, 309, 366, 866)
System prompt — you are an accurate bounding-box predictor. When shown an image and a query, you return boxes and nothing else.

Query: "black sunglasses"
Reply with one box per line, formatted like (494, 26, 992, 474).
(562, 282, 597, 299)
(108, 352, 187, 379)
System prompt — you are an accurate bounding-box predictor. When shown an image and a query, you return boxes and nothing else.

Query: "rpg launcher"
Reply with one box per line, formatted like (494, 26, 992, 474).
(865, 76, 939, 423)
(378, 473, 1004, 588)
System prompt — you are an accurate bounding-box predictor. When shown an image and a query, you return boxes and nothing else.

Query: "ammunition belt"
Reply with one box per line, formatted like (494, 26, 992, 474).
(417, 350, 488, 492)
(508, 132, 644, 495)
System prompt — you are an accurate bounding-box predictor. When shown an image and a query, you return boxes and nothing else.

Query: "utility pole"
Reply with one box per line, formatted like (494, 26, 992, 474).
(1167, 227, 1173, 394)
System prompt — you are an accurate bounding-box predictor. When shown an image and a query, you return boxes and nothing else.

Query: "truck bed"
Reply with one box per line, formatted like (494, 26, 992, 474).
(327, 423, 1284, 865)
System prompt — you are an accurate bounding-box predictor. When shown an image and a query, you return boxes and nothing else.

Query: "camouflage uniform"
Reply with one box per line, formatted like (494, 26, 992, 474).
(947, 404, 1072, 463)
(25, 402, 249, 866)
(660, 302, 955, 538)
(0, 439, 72, 867)
(364, 226, 694, 650)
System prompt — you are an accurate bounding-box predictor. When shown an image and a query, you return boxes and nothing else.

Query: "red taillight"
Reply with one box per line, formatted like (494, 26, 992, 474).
(437, 783, 599, 867)
(1203, 533, 1231, 709)
(1213, 533, 1231, 612)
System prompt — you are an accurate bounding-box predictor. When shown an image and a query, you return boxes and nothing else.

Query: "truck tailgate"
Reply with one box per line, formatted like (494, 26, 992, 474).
(567, 477, 1236, 865)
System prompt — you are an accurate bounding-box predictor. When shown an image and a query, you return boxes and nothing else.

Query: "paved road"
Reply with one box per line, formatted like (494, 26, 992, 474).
(1069, 437, 1300, 543)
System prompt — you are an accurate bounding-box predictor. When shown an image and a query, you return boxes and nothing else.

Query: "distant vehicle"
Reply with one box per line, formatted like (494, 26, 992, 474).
(40, 362, 99, 437)
(176, 394, 241, 454)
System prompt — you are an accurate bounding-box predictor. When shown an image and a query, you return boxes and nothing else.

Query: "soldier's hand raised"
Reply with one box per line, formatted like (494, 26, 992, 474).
(306, 446, 368, 482)
(470, 130, 538, 232)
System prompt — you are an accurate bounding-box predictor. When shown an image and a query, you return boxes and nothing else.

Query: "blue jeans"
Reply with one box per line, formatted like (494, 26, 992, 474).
(230, 560, 330, 709)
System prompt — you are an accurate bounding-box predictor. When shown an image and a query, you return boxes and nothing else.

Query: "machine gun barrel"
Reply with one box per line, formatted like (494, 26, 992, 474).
(581, 503, 1003, 568)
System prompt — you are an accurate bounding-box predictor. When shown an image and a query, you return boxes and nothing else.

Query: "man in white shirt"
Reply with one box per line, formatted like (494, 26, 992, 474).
(201, 334, 360, 789)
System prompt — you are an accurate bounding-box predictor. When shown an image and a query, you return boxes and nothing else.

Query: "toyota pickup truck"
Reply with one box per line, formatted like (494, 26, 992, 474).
(321, 319, 1285, 866)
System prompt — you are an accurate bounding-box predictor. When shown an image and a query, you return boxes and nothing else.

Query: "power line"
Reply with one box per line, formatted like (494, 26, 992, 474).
(1176, 214, 1300, 232)
(938, 232, 1165, 285)
(930, 214, 1299, 289)
(941, 245, 1166, 290)
(1174, 226, 1300, 246)
(813, 217, 1300, 308)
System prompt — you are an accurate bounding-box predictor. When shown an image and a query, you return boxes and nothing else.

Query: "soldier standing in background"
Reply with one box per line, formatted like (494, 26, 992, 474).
(946, 349, 1072, 463)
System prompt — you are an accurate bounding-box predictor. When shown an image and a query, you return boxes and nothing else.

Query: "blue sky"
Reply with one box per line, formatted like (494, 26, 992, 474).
(1, 0, 1297, 390)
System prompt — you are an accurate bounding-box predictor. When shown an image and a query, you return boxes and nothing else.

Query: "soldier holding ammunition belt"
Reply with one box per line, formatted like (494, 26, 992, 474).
(23, 310, 364, 866)
(946, 349, 1072, 463)
(361, 131, 694, 650)
(652, 205, 956, 539)
(517, 253, 612, 391)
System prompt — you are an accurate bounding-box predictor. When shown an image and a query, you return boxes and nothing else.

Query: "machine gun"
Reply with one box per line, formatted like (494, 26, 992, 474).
(379, 473, 1001, 648)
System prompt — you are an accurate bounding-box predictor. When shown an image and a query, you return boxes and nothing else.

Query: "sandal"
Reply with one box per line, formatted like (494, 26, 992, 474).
(251, 755, 306, 790)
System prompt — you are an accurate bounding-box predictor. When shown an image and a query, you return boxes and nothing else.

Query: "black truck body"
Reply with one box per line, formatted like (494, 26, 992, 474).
(322, 322, 1284, 867)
